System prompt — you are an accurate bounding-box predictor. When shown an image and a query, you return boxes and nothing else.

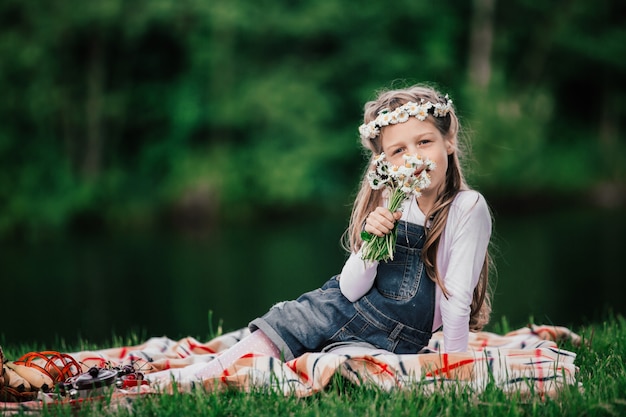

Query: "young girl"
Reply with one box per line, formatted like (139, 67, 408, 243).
(148, 83, 492, 384)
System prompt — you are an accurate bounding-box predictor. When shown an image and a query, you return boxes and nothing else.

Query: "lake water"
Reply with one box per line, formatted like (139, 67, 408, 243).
(1, 205, 624, 347)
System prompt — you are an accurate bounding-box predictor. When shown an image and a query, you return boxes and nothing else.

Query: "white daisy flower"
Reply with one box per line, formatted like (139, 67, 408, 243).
(367, 170, 387, 190)
(359, 124, 370, 139)
(378, 112, 392, 126)
(372, 153, 386, 164)
(433, 97, 453, 117)
(404, 102, 420, 116)
(415, 170, 431, 189)
(424, 159, 437, 171)
(402, 154, 423, 167)
(416, 105, 429, 121)
(396, 110, 409, 123)
(377, 160, 392, 176)
(398, 163, 414, 177)
(433, 103, 445, 117)
(360, 123, 376, 139)
(370, 122, 380, 136)
(388, 164, 402, 178)
(401, 182, 414, 194)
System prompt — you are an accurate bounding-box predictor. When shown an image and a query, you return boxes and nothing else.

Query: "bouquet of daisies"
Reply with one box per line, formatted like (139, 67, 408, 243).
(360, 153, 436, 262)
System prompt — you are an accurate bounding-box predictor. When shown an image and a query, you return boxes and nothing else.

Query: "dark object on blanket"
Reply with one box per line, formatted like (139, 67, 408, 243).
(57, 365, 149, 399)
(57, 367, 118, 399)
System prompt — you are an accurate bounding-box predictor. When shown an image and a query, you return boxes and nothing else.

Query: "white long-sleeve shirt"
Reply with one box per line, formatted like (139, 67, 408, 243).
(339, 190, 491, 352)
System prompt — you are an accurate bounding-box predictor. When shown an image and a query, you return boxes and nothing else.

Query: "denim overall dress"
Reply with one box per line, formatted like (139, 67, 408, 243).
(249, 220, 435, 361)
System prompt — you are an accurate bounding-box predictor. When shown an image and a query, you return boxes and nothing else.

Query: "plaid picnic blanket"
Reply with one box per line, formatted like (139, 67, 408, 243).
(1, 325, 581, 413)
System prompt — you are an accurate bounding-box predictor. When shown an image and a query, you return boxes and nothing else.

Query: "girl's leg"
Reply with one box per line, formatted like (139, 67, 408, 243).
(194, 329, 280, 379)
(146, 330, 281, 385)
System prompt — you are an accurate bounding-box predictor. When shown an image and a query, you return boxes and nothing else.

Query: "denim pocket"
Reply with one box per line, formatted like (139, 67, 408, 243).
(330, 313, 370, 343)
(375, 244, 424, 301)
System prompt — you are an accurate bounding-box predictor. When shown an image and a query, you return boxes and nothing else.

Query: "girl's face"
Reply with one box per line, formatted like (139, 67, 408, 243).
(380, 117, 455, 211)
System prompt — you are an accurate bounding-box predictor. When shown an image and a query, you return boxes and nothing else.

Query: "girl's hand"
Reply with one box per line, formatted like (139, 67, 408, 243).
(363, 207, 403, 237)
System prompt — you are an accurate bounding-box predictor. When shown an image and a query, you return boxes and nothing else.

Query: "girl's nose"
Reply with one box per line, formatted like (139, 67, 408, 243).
(407, 145, 419, 155)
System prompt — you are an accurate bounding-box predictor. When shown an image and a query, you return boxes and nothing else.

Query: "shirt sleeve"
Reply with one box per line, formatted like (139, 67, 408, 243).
(339, 251, 379, 302)
(439, 191, 492, 352)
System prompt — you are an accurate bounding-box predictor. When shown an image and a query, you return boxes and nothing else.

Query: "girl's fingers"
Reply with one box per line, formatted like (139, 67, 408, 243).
(374, 207, 396, 223)
(365, 208, 399, 237)
(364, 224, 385, 237)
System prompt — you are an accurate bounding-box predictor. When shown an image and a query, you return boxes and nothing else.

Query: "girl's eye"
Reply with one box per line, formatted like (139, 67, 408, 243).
(392, 147, 404, 155)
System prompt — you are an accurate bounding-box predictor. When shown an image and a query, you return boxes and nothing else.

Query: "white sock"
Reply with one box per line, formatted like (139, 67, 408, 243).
(145, 329, 282, 386)
(145, 361, 208, 384)
(193, 330, 280, 380)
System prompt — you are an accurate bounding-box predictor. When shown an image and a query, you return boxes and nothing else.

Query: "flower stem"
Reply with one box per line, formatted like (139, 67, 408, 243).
(361, 188, 406, 262)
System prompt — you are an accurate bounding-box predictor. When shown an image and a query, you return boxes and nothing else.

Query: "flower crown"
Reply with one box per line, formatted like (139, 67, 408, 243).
(358, 95, 453, 141)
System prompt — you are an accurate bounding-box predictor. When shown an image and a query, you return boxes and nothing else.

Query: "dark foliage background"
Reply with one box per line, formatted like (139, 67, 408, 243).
(1, 0, 624, 239)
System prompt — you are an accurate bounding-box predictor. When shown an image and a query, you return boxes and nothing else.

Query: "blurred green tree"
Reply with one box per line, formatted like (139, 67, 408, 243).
(0, 0, 623, 238)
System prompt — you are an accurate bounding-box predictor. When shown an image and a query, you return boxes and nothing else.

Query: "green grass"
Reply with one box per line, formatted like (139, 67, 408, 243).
(3, 315, 626, 416)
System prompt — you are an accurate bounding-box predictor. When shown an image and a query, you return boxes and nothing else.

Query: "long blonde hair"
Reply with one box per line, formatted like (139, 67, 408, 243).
(344, 84, 492, 331)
